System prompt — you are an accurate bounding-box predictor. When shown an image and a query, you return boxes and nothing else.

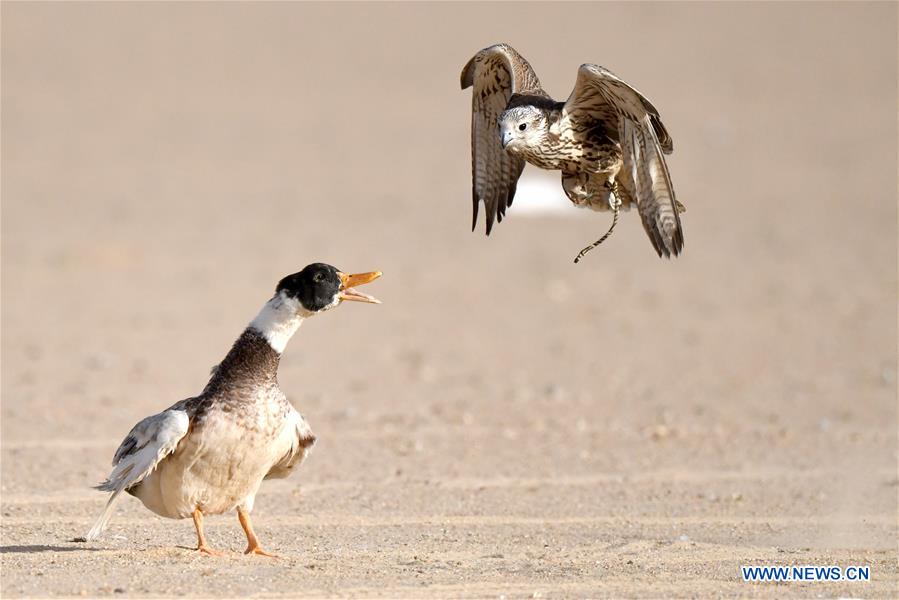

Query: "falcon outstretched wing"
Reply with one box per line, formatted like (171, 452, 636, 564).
(460, 44, 545, 235)
(564, 64, 683, 257)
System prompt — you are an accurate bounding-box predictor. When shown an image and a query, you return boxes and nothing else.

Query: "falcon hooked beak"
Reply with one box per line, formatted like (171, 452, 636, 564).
(500, 128, 515, 149)
(338, 271, 382, 304)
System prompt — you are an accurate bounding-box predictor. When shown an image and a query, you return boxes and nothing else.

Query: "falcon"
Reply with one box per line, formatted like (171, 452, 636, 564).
(82, 264, 381, 556)
(461, 43, 685, 262)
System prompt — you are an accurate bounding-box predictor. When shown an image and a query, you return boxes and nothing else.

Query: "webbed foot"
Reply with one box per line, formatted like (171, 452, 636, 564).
(245, 544, 279, 558)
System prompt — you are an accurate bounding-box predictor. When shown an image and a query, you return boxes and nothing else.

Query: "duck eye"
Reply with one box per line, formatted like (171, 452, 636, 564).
(518, 123, 527, 131)
(313, 273, 323, 283)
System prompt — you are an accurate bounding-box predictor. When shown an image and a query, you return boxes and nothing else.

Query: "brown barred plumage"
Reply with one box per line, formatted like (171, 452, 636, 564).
(461, 44, 685, 259)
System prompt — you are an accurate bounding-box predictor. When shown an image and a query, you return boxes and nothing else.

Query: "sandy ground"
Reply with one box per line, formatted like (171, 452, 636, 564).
(1, 3, 897, 598)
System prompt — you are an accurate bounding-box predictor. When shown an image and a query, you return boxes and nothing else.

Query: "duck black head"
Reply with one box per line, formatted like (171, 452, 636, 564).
(276, 263, 381, 313)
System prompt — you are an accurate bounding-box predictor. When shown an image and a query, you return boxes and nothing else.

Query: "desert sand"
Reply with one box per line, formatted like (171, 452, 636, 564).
(1, 2, 896, 598)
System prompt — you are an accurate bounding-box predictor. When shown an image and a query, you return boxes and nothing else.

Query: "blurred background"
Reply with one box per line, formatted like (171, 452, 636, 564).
(2, 3, 896, 597)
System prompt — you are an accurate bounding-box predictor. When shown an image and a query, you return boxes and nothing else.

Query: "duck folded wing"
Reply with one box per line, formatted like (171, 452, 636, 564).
(84, 409, 190, 541)
(264, 408, 316, 480)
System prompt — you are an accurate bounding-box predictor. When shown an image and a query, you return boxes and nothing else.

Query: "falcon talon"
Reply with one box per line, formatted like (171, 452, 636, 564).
(462, 43, 685, 258)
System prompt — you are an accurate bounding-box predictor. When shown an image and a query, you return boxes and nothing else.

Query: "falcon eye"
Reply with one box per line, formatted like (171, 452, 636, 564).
(518, 123, 527, 131)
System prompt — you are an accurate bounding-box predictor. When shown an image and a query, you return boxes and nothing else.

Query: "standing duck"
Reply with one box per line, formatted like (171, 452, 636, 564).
(83, 263, 381, 556)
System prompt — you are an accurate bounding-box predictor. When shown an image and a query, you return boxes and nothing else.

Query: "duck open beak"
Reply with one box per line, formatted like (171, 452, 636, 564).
(338, 271, 382, 304)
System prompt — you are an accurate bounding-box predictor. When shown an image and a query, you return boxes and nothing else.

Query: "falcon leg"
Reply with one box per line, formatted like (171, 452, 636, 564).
(237, 507, 279, 557)
(561, 172, 596, 206)
(573, 181, 623, 264)
(192, 508, 223, 556)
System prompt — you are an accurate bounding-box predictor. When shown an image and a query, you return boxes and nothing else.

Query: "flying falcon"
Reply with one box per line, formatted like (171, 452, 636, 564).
(461, 43, 685, 262)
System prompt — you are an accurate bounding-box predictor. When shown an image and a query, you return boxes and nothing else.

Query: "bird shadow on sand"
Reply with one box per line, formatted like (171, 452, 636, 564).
(0, 544, 102, 554)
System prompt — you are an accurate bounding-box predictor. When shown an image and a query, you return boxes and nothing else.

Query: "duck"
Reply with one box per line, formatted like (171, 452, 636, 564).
(82, 263, 381, 556)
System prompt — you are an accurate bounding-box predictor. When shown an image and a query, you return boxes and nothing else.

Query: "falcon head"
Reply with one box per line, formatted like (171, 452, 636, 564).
(276, 263, 381, 314)
(498, 105, 547, 153)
